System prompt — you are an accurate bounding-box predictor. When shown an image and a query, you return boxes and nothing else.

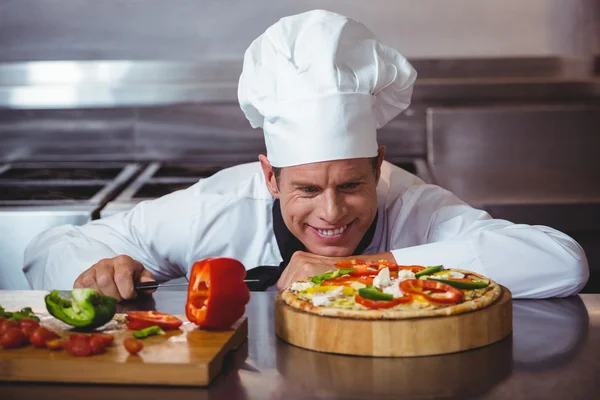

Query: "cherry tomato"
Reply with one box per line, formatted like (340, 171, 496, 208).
(1, 327, 28, 349)
(66, 339, 92, 357)
(0, 319, 17, 335)
(124, 338, 143, 355)
(46, 338, 66, 351)
(89, 336, 107, 355)
(355, 295, 413, 309)
(93, 333, 114, 347)
(18, 318, 40, 339)
(69, 333, 91, 342)
(125, 311, 183, 331)
(30, 327, 60, 348)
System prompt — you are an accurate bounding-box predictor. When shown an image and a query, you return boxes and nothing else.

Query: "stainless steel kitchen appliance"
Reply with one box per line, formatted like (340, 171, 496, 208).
(0, 162, 142, 289)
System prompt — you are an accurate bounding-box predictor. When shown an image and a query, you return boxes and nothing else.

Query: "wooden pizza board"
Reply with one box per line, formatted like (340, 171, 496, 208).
(0, 312, 247, 386)
(275, 286, 512, 357)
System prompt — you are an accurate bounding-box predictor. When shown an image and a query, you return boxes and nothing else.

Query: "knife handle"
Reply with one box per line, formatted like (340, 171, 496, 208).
(134, 281, 159, 291)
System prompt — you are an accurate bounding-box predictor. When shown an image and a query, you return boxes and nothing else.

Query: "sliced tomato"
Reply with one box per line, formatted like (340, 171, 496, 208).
(355, 295, 413, 309)
(125, 311, 183, 331)
(69, 333, 91, 343)
(400, 279, 463, 304)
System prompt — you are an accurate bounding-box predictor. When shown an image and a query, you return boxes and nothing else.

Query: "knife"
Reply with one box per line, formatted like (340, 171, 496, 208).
(134, 280, 260, 291)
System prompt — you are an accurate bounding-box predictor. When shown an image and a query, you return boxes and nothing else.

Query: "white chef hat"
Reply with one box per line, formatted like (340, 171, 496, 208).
(238, 9, 417, 168)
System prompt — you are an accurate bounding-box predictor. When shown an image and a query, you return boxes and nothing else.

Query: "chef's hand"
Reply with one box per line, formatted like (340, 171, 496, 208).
(277, 251, 345, 291)
(73, 255, 155, 301)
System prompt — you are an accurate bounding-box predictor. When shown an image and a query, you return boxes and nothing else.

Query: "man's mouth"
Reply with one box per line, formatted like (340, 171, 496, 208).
(311, 223, 350, 238)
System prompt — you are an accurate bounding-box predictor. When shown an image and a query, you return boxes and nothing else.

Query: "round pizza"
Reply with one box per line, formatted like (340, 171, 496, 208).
(281, 260, 502, 319)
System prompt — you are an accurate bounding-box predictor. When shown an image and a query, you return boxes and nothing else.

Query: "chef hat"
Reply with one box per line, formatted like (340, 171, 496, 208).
(238, 9, 417, 168)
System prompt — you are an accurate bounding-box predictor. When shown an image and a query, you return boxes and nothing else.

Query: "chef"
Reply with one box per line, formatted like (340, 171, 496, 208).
(23, 10, 589, 300)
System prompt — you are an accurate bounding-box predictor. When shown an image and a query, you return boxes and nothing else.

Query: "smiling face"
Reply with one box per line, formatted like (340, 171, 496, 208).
(260, 148, 384, 257)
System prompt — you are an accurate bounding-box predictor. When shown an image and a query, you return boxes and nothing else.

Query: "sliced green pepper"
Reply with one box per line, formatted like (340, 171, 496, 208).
(414, 265, 444, 278)
(0, 305, 40, 322)
(45, 289, 117, 329)
(311, 268, 355, 284)
(427, 278, 489, 290)
(358, 287, 394, 301)
(132, 325, 165, 339)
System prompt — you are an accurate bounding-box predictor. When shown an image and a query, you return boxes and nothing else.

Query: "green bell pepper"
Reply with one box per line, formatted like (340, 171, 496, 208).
(0, 305, 40, 322)
(311, 268, 355, 284)
(45, 289, 117, 329)
(358, 287, 394, 301)
(132, 325, 166, 339)
(415, 265, 444, 278)
(427, 277, 490, 290)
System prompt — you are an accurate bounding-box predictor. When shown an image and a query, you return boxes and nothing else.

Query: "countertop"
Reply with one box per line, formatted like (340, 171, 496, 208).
(2, 290, 600, 399)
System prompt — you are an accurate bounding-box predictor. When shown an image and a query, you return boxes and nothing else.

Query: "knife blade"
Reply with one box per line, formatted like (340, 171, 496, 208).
(134, 280, 260, 291)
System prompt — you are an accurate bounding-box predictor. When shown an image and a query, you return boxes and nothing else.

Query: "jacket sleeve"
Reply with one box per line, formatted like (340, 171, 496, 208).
(388, 184, 589, 299)
(23, 188, 201, 290)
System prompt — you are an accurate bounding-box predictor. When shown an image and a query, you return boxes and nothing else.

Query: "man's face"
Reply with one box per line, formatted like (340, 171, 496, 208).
(261, 149, 384, 257)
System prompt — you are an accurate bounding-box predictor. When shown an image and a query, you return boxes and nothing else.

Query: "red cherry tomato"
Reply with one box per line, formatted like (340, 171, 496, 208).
(93, 333, 114, 347)
(1, 327, 28, 349)
(18, 318, 40, 339)
(0, 319, 17, 335)
(125, 311, 183, 331)
(89, 336, 107, 355)
(69, 333, 91, 342)
(124, 338, 143, 355)
(30, 327, 60, 348)
(66, 339, 92, 357)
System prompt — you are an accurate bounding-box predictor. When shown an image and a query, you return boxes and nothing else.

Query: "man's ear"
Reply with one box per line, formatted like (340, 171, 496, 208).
(375, 146, 386, 183)
(259, 154, 280, 198)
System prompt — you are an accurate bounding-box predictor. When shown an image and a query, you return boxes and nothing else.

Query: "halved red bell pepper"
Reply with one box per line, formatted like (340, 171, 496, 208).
(186, 257, 250, 329)
(399, 279, 464, 304)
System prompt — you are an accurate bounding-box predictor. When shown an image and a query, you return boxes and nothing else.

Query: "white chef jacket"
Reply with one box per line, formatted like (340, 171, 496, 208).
(23, 161, 589, 298)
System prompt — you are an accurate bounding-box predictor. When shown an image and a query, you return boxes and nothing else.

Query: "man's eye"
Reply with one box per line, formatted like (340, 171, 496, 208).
(339, 182, 360, 190)
(302, 187, 319, 194)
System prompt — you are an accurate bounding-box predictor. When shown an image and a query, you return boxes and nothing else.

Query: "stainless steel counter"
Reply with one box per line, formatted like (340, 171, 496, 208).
(1, 290, 599, 399)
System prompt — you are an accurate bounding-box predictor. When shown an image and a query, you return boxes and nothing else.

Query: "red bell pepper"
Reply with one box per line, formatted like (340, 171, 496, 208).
(334, 259, 425, 276)
(186, 257, 250, 329)
(400, 279, 464, 304)
(355, 294, 412, 309)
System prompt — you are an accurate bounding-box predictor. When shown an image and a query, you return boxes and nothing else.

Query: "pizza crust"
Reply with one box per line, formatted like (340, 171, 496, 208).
(281, 269, 502, 320)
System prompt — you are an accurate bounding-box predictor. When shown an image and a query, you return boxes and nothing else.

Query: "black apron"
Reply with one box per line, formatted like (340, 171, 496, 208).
(245, 199, 377, 291)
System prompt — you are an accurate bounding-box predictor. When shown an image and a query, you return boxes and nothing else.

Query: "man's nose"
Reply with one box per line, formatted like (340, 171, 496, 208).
(320, 190, 347, 224)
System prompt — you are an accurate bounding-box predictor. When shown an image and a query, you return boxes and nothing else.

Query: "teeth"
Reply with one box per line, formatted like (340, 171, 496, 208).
(317, 225, 347, 236)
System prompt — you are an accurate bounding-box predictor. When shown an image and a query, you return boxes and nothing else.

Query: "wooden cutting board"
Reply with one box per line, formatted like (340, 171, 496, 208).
(0, 291, 247, 386)
(275, 286, 512, 357)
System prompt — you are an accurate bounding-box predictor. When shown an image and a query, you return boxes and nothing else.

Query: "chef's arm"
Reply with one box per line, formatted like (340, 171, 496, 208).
(23, 189, 195, 290)
(388, 186, 589, 299)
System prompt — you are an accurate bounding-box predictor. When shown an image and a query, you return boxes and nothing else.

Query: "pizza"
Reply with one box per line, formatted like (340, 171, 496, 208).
(281, 260, 502, 319)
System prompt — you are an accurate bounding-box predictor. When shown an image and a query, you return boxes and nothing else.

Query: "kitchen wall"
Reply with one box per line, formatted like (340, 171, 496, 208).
(0, 0, 598, 62)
